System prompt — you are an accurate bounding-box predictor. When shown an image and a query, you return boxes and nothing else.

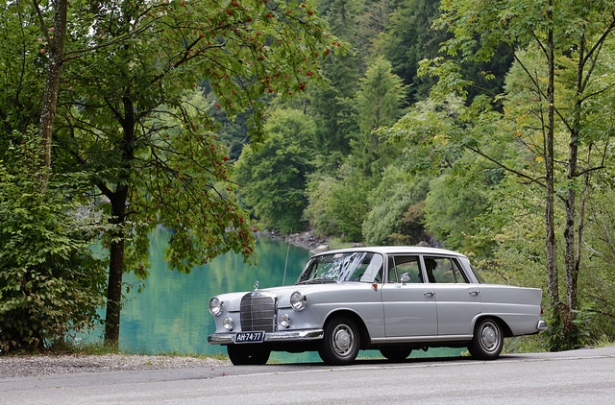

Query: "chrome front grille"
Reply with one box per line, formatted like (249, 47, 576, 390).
(240, 292, 276, 332)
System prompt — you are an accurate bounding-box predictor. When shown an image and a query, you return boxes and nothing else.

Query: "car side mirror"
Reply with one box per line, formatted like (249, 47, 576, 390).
(400, 273, 411, 284)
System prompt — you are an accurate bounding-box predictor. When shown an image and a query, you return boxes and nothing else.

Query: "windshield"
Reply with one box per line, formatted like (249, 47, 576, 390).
(296, 252, 384, 284)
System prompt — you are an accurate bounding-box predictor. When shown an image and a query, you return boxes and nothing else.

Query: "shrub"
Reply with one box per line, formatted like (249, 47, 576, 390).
(0, 145, 106, 353)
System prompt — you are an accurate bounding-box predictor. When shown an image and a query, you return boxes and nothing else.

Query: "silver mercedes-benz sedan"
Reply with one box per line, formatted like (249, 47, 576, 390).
(207, 246, 547, 365)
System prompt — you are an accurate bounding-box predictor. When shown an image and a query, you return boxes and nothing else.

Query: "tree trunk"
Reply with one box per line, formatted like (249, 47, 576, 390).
(37, 0, 67, 191)
(544, 2, 559, 324)
(103, 97, 136, 346)
(104, 208, 126, 347)
(563, 146, 578, 343)
(561, 34, 589, 348)
(103, 186, 130, 347)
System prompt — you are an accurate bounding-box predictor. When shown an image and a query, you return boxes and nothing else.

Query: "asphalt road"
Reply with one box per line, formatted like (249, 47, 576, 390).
(2, 346, 614, 405)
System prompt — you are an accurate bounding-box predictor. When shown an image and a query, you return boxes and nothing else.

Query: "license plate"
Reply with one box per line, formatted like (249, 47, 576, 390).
(234, 331, 265, 344)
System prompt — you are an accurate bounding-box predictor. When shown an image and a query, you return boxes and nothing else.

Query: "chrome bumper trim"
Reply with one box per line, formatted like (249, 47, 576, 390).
(537, 320, 548, 331)
(207, 329, 324, 345)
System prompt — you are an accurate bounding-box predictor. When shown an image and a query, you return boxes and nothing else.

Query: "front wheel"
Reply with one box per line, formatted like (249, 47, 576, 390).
(468, 318, 503, 360)
(227, 345, 271, 365)
(318, 316, 360, 365)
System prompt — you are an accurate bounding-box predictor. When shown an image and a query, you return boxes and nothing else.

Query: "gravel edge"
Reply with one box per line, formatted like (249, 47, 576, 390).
(0, 354, 232, 379)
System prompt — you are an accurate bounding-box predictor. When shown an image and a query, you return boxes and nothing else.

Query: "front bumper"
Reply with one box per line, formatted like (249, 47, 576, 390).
(207, 329, 324, 345)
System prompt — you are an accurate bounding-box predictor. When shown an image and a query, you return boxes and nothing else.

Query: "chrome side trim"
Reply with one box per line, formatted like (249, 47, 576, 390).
(207, 329, 324, 345)
(370, 334, 473, 344)
(537, 320, 548, 331)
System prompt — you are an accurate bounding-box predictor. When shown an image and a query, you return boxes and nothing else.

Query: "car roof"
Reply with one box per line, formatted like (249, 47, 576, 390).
(310, 246, 467, 258)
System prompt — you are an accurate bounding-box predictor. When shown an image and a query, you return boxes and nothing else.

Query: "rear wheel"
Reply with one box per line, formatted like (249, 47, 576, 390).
(227, 345, 271, 365)
(380, 348, 412, 362)
(318, 316, 360, 365)
(468, 318, 503, 360)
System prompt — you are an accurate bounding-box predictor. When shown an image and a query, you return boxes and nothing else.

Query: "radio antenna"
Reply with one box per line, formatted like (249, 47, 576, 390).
(282, 229, 291, 285)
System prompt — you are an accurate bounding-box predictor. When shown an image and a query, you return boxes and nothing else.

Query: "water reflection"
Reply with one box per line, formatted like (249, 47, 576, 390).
(119, 229, 312, 362)
(107, 228, 461, 363)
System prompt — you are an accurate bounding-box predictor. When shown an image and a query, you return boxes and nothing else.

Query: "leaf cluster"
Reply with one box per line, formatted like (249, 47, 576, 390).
(0, 135, 106, 354)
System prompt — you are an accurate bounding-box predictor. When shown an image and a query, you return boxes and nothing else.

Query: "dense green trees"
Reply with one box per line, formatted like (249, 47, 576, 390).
(236, 0, 615, 350)
(3, 0, 615, 353)
(234, 108, 317, 233)
(1, 0, 338, 351)
(300, 56, 407, 241)
(419, 0, 615, 350)
(61, 0, 336, 346)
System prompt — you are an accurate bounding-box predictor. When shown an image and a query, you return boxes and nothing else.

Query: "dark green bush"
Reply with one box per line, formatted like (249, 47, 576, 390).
(0, 146, 106, 353)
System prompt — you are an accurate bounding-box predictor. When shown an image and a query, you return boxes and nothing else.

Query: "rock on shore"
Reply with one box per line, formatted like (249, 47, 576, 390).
(264, 231, 331, 252)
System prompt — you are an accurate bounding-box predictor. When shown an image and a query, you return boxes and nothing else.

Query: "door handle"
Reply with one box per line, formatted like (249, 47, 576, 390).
(424, 291, 435, 297)
(469, 290, 480, 296)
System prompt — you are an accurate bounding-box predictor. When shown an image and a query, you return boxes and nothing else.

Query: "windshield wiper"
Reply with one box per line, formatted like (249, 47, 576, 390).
(296, 278, 338, 285)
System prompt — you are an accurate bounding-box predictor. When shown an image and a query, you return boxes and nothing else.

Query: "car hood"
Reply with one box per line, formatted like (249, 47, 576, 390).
(213, 282, 355, 311)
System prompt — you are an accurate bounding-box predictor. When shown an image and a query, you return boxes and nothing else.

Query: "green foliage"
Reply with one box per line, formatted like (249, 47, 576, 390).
(308, 0, 364, 171)
(20, 0, 343, 343)
(577, 182, 615, 342)
(0, 136, 106, 354)
(46, 0, 342, 269)
(234, 108, 317, 234)
(425, 176, 483, 253)
(387, 95, 466, 174)
(420, 0, 615, 351)
(373, 0, 447, 102)
(303, 175, 338, 237)
(0, 3, 46, 155)
(363, 167, 431, 245)
(139, 92, 259, 273)
(302, 56, 409, 242)
(304, 164, 372, 242)
(3, 0, 615, 354)
(351, 56, 407, 176)
(374, 0, 512, 104)
(544, 304, 592, 351)
(328, 162, 372, 241)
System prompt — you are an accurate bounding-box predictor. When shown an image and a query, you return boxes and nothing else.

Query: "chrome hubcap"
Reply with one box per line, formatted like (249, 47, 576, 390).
(481, 323, 499, 352)
(332, 324, 354, 356)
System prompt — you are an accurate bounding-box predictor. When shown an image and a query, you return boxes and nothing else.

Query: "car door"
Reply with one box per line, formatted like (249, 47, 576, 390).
(380, 254, 438, 337)
(420, 256, 482, 336)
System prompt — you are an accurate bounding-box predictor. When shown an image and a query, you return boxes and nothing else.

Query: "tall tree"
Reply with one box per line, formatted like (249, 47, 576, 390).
(307, 56, 406, 241)
(234, 108, 317, 233)
(352, 56, 406, 176)
(373, 0, 447, 101)
(373, 0, 513, 104)
(0, 2, 109, 353)
(417, 0, 615, 349)
(35, 0, 67, 191)
(310, 0, 363, 170)
(362, 166, 431, 246)
(0, 2, 48, 160)
(17, 0, 339, 346)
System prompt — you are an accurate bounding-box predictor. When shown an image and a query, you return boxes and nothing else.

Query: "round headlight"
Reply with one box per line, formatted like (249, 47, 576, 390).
(290, 291, 306, 311)
(208, 297, 223, 316)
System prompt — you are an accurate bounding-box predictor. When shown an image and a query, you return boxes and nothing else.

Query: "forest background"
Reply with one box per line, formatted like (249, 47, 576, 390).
(2, 0, 615, 355)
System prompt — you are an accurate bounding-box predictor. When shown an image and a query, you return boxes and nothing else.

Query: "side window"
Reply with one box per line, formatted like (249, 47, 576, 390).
(422, 257, 469, 284)
(388, 255, 420, 283)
